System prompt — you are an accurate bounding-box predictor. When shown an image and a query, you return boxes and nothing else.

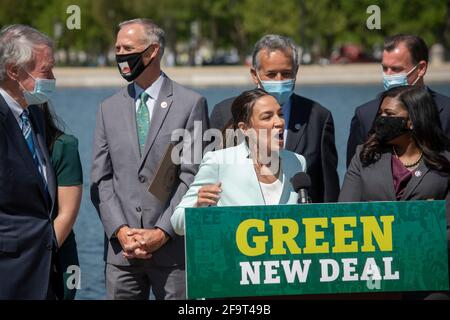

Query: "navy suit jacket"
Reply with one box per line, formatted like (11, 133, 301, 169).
(210, 93, 340, 203)
(346, 88, 450, 167)
(0, 94, 57, 299)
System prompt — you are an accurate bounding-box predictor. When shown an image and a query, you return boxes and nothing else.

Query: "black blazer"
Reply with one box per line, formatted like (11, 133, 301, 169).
(346, 88, 450, 167)
(0, 95, 57, 299)
(210, 93, 340, 203)
(340, 146, 450, 246)
(340, 147, 450, 299)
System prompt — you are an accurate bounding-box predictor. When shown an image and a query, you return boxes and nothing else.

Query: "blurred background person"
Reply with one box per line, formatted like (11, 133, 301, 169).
(171, 88, 307, 235)
(347, 34, 450, 167)
(340, 85, 450, 300)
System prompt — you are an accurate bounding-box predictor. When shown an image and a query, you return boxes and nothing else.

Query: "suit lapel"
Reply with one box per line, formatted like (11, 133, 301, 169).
(401, 160, 429, 200)
(122, 84, 141, 161)
(377, 151, 397, 199)
(0, 97, 51, 211)
(0, 97, 34, 170)
(428, 88, 444, 113)
(365, 96, 383, 135)
(139, 76, 173, 170)
(0, 95, 7, 122)
(285, 95, 308, 151)
(278, 151, 293, 204)
(237, 143, 265, 205)
(28, 106, 56, 211)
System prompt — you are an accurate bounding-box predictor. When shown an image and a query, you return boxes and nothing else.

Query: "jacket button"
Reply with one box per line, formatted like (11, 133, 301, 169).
(136, 206, 142, 212)
(47, 244, 52, 251)
(138, 176, 146, 183)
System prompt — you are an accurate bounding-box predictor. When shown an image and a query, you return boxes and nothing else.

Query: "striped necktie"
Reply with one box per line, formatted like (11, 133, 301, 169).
(20, 110, 47, 185)
(136, 91, 150, 155)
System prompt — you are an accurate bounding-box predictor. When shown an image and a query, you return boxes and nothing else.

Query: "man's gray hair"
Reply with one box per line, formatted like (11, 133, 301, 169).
(118, 18, 165, 58)
(252, 34, 299, 72)
(0, 24, 53, 81)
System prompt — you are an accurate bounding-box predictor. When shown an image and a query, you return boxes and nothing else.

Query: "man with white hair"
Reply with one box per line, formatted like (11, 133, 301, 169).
(0, 25, 58, 299)
(90, 19, 209, 299)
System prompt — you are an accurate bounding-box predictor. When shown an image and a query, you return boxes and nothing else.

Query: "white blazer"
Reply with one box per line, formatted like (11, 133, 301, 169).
(171, 142, 307, 235)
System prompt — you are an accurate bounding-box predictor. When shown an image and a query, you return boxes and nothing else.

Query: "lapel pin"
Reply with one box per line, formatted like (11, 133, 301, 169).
(415, 170, 422, 177)
(295, 123, 301, 130)
(161, 101, 168, 109)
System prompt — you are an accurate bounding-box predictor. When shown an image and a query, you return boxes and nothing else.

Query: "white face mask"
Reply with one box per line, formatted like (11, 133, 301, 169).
(19, 72, 56, 105)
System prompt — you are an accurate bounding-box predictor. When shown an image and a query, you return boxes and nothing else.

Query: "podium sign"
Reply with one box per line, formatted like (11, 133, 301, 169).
(185, 201, 449, 299)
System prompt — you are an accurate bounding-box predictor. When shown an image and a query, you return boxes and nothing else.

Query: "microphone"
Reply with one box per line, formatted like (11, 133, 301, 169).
(291, 172, 312, 204)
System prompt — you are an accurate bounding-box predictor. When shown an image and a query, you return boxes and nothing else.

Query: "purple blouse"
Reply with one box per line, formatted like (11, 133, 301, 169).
(391, 156, 413, 200)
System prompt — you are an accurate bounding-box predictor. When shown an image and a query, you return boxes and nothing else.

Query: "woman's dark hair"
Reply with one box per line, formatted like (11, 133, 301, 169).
(222, 88, 270, 147)
(360, 85, 450, 173)
(41, 102, 64, 151)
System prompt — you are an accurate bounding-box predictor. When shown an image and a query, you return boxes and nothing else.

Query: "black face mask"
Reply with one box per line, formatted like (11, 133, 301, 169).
(116, 45, 153, 82)
(373, 116, 411, 143)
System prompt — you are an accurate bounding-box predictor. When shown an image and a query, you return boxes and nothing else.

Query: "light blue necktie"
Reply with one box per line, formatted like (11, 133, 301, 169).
(20, 110, 47, 188)
(136, 91, 150, 155)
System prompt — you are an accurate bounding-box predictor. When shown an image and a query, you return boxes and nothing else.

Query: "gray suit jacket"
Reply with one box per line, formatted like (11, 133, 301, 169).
(340, 146, 450, 248)
(90, 75, 209, 266)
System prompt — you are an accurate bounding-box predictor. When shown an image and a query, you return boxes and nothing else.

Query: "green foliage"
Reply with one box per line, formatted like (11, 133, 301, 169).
(0, 0, 448, 64)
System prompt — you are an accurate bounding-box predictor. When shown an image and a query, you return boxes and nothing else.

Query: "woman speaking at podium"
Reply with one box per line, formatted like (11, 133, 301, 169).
(171, 88, 307, 236)
(340, 85, 450, 300)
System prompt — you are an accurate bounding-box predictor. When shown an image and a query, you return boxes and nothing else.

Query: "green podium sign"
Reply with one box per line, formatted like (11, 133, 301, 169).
(185, 201, 449, 299)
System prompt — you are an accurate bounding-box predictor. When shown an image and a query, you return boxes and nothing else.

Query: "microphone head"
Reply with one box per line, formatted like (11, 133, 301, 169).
(291, 172, 312, 192)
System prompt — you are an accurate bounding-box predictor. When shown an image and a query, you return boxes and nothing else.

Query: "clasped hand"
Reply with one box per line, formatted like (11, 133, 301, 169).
(117, 226, 169, 259)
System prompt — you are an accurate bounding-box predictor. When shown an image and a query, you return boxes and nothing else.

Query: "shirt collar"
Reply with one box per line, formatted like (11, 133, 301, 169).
(0, 87, 26, 123)
(134, 72, 165, 100)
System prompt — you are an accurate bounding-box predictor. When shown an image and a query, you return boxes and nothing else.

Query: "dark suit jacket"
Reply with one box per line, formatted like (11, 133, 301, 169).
(210, 93, 340, 203)
(0, 95, 57, 299)
(340, 146, 450, 299)
(346, 88, 450, 167)
(340, 146, 450, 246)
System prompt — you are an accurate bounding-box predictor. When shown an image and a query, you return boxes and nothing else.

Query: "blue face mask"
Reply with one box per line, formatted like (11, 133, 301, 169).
(257, 73, 295, 105)
(20, 72, 56, 105)
(383, 64, 420, 90)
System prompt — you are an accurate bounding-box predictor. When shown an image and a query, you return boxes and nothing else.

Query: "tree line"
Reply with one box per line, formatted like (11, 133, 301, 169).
(1, 0, 449, 66)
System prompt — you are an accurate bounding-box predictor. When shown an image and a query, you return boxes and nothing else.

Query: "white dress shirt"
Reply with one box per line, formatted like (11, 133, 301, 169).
(133, 72, 165, 124)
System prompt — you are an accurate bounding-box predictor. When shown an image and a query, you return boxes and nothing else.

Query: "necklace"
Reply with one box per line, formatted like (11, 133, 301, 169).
(254, 160, 282, 205)
(392, 146, 423, 168)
